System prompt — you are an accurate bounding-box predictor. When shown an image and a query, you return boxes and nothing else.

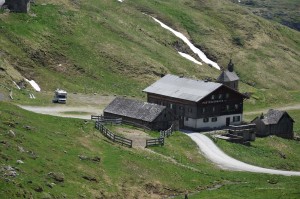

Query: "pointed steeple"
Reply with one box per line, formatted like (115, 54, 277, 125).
(227, 59, 234, 72)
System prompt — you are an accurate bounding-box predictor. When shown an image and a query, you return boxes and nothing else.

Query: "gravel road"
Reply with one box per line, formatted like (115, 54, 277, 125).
(19, 105, 103, 120)
(187, 132, 300, 176)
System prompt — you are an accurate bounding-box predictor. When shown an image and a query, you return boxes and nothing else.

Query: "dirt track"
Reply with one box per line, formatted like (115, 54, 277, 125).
(244, 104, 300, 115)
(19, 94, 115, 119)
(19, 105, 103, 119)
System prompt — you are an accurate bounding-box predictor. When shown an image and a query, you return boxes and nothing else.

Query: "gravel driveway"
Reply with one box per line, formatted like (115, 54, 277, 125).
(19, 105, 103, 120)
(187, 132, 300, 176)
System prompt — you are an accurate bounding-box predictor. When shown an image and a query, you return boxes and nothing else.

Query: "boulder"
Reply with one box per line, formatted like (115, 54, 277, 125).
(82, 175, 98, 183)
(48, 172, 64, 182)
(8, 130, 15, 137)
(16, 160, 24, 164)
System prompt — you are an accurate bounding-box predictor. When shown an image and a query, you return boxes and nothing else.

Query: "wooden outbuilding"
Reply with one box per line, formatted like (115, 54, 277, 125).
(143, 74, 248, 131)
(103, 97, 173, 130)
(252, 109, 294, 139)
(4, 0, 30, 13)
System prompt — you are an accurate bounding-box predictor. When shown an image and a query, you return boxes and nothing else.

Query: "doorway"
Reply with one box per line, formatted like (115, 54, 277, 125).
(226, 117, 230, 126)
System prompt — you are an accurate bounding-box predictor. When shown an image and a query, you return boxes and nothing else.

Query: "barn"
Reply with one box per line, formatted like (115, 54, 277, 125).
(103, 97, 173, 130)
(252, 109, 295, 139)
(4, 0, 30, 13)
(143, 74, 248, 131)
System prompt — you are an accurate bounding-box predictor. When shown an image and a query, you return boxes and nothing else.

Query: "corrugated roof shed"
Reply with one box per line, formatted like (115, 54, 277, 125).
(217, 70, 239, 82)
(262, 109, 294, 125)
(104, 97, 166, 122)
(143, 74, 222, 102)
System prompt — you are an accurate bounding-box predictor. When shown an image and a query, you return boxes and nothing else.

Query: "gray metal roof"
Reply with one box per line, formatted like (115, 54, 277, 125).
(262, 109, 294, 125)
(104, 97, 166, 122)
(217, 70, 239, 82)
(143, 74, 222, 102)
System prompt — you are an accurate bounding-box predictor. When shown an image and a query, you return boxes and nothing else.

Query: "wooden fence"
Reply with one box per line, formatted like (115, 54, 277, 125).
(160, 124, 174, 138)
(91, 115, 122, 125)
(145, 137, 164, 148)
(95, 121, 132, 148)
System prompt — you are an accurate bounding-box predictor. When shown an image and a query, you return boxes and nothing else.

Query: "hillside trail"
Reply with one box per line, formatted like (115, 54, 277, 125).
(18, 94, 115, 120)
(244, 103, 300, 115)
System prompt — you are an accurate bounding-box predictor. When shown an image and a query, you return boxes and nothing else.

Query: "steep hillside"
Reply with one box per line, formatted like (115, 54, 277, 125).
(233, 0, 300, 31)
(0, 0, 299, 106)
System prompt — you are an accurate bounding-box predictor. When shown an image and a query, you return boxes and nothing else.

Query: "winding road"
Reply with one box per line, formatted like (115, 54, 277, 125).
(19, 101, 300, 176)
(187, 132, 300, 176)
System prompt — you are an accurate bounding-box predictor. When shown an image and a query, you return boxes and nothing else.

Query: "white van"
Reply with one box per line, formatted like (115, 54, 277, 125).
(53, 89, 67, 104)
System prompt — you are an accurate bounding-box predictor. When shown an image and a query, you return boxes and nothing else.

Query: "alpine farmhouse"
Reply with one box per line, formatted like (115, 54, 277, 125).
(143, 62, 248, 131)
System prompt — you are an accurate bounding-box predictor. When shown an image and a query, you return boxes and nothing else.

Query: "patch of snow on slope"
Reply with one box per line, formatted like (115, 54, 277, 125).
(178, 52, 202, 65)
(13, 81, 21, 90)
(25, 79, 41, 92)
(151, 16, 220, 70)
(117, 0, 124, 2)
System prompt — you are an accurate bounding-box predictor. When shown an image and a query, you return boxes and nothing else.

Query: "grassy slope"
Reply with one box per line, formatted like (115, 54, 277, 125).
(0, 0, 299, 107)
(1, 102, 300, 198)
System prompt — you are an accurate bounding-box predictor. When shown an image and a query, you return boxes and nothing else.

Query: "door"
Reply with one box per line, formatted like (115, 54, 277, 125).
(226, 117, 230, 126)
(179, 116, 184, 128)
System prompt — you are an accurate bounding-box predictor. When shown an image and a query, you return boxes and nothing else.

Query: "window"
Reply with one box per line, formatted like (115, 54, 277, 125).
(179, 106, 183, 110)
(211, 117, 217, 122)
(211, 95, 215, 100)
(225, 93, 229, 99)
(202, 108, 206, 113)
(219, 94, 223, 99)
(185, 117, 189, 121)
(235, 104, 239, 109)
(212, 107, 215, 112)
(170, 103, 173, 109)
(188, 108, 192, 113)
(233, 116, 240, 122)
(226, 105, 230, 111)
(203, 118, 209, 123)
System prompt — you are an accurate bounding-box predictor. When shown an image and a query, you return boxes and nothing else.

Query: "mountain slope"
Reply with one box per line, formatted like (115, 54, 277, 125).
(0, 0, 299, 105)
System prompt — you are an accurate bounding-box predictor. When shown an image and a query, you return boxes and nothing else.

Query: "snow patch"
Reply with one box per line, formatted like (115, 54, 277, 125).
(25, 79, 41, 92)
(178, 52, 202, 65)
(150, 16, 220, 70)
(29, 93, 36, 99)
(117, 0, 124, 2)
(13, 81, 21, 90)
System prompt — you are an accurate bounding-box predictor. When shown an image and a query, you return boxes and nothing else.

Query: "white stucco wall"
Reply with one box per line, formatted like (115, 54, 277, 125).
(184, 114, 242, 130)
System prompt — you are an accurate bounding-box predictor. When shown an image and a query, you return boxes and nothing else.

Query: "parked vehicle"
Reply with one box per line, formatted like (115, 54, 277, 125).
(53, 89, 67, 104)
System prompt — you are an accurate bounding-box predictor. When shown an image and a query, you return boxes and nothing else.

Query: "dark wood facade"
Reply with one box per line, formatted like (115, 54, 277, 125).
(147, 85, 245, 130)
(252, 110, 294, 139)
(104, 109, 172, 131)
(5, 0, 30, 13)
(103, 97, 174, 131)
